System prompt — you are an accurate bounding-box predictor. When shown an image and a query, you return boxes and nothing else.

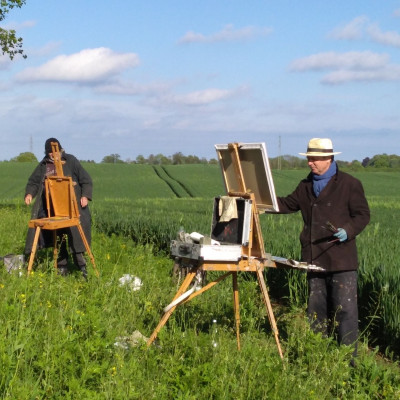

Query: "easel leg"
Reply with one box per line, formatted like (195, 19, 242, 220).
(27, 227, 41, 275)
(53, 230, 58, 270)
(77, 224, 99, 277)
(256, 267, 284, 360)
(232, 272, 241, 350)
(147, 269, 197, 347)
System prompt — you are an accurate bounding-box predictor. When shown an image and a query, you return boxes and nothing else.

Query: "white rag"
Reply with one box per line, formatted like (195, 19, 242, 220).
(218, 196, 238, 222)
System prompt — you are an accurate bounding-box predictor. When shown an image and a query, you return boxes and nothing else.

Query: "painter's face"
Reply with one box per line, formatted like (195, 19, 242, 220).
(307, 156, 332, 175)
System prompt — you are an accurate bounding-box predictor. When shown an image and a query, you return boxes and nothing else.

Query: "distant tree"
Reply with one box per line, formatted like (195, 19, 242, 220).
(270, 155, 308, 169)
(10, 151, 37, 162)
(172, 152, 184, 165)
(135, 155, 146, 164)
(336, 160, 349, 168)
(159, 155, 172, 165)
(200, 157, 208, 164)
(208, 158, 218, 165)
(1, 0, 27, 60)
(185, 155, 200, 164)
(348, 160, 362, 171)
(101, 154, 124, 163)
(147, 154, 158, 165)
(367, 153, 400, 169)
(389, 155, 400, 169)
(361, 157, 370, 167)
(153, 153, 169, 165)
(368, 154, 390, 168)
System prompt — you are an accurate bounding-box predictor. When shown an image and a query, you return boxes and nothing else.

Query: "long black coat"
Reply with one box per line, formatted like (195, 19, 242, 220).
(24, 152, 93, 254)
(277, 167, 370, 272)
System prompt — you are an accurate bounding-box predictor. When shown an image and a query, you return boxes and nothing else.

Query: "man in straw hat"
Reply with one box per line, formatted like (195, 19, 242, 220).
(275, 138, 370, 365)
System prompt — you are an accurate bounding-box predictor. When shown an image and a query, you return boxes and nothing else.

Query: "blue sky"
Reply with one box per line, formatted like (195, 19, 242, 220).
(1, 0, 400, 162)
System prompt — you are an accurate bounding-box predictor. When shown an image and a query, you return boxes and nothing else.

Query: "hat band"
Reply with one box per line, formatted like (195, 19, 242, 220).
(307, 147, 333, 153)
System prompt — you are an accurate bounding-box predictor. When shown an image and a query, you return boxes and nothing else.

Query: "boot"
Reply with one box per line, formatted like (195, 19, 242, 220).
(73, 252, 88, 281)
(80, 266, 88, 281)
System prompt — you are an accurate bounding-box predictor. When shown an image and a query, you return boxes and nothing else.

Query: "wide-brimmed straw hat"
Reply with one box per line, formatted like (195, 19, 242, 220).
(299, 138, 341, 157)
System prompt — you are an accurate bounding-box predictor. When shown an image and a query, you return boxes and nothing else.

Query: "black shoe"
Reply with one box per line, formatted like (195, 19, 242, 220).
(80, 266, 88, 281)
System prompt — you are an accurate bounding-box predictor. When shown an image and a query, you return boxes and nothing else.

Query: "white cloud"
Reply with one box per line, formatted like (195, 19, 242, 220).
(329, 16, 369, 40)
(290, 51, 389, 71)
(16, 47, 140, 83)
(329, 15, 400, 49)
(171, 88, 234, 105)
(290, 51, 400, 84)
(367, 23, 400, 47)
(179, 24, 272, 44)
(322, 65, 400, 84)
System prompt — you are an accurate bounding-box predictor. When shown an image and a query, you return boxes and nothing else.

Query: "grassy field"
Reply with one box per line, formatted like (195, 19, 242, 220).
(0, 162, 399, 399)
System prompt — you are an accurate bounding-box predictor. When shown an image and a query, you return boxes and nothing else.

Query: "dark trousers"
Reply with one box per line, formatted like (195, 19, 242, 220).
(307, 270, 358, 356)
(57, 233, 86, 268)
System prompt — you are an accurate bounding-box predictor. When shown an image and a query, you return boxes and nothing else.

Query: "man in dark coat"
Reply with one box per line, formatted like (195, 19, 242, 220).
(276, 138, 370, 363)
(24, 138, 93, 278)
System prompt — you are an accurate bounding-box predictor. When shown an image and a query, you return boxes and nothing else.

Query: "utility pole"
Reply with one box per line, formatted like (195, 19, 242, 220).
(278, 136, 282, 170)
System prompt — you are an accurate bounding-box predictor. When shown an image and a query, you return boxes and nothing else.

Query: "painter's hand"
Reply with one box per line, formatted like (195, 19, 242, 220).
(80, 197, 88, 208)
(333, 228, 347, 242)
(25, 194, 32, 205)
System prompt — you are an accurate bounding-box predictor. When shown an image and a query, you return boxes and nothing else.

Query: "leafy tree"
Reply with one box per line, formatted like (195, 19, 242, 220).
(349, 160, 362, 171)
(0, 0, 27, 60)
(185, 155, 200, 164)
(172, 152, 184, 165)
(367, 153, 400, 169)
(159, 155, 172, 165)
(368, 154, 390, 168)
(361, 157, 370, 168)
(101, 154, 124, 163)
(10, 151, 37, 162)
(336, 160, 349, 168)
(135, 155, 146, 164)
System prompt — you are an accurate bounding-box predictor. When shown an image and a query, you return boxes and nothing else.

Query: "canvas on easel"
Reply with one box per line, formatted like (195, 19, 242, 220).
(26, 142, 98, 277)
(147, 142, 284, 359)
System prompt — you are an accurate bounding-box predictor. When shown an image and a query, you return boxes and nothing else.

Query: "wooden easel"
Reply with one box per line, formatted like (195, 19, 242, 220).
(147, 143, 283, 359)
(27, 142, 98, 277)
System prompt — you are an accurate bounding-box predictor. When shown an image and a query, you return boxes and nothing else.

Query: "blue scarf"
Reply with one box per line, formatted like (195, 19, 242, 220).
(312, 161, 337, 197)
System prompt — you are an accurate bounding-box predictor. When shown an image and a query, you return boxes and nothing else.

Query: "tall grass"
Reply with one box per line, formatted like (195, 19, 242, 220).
(0, 207, 399, 399)
(1, 165, 400, 398)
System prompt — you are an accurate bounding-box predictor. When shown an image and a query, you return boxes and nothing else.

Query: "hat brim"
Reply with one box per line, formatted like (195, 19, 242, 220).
(299, 151, 341, 156)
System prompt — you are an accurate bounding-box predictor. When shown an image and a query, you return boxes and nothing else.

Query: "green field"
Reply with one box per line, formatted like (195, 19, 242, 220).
(0, 162, 399, 399)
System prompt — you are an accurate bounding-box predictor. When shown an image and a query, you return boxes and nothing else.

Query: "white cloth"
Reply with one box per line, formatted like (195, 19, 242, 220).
(218, 196, 238, 222)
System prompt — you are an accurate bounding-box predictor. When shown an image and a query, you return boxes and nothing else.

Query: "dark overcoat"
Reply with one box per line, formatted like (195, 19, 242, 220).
(277, 167, 370, 272)
(24, 152, 93, 254)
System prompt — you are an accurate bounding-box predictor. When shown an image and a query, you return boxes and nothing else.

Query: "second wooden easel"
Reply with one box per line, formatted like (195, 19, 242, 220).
(26, 142, 98, 277)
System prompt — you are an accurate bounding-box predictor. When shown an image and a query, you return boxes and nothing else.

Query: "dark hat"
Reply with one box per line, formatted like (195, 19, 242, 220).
(45, 138, 62, 154)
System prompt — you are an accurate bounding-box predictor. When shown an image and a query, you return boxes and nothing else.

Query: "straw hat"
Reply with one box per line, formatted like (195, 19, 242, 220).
(299, 138, 341, 157)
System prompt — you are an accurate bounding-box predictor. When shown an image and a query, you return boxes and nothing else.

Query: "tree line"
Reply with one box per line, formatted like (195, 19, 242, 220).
(269, 153, 400, 170)
(6, 151, 400, 170)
